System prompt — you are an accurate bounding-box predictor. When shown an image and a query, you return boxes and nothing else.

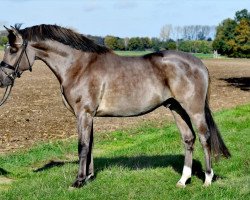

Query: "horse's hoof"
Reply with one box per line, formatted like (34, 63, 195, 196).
(86, 174, 95, 183)
(68, 186, 76, 191)
(71, 179, 86, 188)
(203, 182, 211, 187)
(176, 181, 186, 188)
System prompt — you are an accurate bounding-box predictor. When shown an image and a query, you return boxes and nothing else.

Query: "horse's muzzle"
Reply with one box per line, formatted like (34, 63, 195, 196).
(0, 73, 14, 88)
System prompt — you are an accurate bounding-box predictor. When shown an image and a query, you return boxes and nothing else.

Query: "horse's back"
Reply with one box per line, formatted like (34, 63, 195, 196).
(150, 50, 209, 110)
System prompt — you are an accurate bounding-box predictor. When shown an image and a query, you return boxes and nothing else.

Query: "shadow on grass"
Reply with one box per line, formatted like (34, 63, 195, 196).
(0, 168, 9, 176)
(220, 77, 250, 91)
(33, 154, 209, 182)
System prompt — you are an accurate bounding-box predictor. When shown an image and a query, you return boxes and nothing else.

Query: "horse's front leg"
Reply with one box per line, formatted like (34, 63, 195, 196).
(86, 123, 94, 180)
(72, 111, 93, 188)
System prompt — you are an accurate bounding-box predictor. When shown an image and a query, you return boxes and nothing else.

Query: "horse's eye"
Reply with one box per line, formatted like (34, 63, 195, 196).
(10, 47, 18, 54)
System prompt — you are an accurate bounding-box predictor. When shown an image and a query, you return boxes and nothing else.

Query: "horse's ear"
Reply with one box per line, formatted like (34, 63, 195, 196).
(10, 26, 21, 39)
(4, 26, 21, 46)
(3, 25, 11, 32)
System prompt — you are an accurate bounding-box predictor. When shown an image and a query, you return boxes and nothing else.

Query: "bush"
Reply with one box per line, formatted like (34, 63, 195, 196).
(104, 36, 125, 50)
(161, 40, 177, 50)
(127, 37, 144, 51)
(178, 40, 212, 53)
(151, 37, 161, 51)
(0, 36, 8, 46)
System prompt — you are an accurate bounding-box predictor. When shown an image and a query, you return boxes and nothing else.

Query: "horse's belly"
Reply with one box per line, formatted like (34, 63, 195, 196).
(96, 94, 165, 117)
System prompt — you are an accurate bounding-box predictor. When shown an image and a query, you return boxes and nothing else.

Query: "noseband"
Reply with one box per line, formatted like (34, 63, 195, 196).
(0, 40, 32, 106)
(0, 40, 32, 81)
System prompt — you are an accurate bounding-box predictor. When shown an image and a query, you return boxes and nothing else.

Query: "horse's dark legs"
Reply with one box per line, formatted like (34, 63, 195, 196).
(168, 102, 196, 187)
(72, 112, 93, 188)
(86, 124, 94, 180)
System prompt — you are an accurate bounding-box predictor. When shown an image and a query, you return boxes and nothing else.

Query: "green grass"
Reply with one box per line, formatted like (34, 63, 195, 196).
(0, 104, 249, 200)
(115, 50, 216, 59)
(115, 50, 153, 56)
(192, 53, 214, 59)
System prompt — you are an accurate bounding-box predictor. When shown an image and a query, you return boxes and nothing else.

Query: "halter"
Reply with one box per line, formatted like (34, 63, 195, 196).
(0, 40, 32, 81)
(0, 40, 32, 106)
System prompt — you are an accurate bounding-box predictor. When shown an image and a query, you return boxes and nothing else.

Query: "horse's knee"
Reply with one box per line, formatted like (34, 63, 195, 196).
(183, 135, 196, 151)
(78, 142, 90, 157)
(198, 130, 210, 147)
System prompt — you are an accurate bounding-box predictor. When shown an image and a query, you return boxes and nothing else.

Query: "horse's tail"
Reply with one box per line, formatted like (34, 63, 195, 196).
(205, 96, 231, 159)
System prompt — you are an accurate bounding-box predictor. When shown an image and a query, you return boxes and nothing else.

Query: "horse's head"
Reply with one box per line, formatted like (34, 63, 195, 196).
(0, 26, 35, 88)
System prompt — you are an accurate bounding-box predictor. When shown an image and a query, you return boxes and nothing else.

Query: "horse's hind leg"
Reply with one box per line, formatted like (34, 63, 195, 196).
(179, 101, 214, 186)
(189, 111, 214, 186)
(167, 100, 196, 187)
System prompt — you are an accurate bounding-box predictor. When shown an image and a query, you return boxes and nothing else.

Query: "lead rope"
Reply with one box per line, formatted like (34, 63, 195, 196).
(0, 85, 13, 106)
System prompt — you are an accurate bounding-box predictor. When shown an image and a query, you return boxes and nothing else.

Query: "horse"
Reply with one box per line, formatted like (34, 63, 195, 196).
(0, 24, 230, 188)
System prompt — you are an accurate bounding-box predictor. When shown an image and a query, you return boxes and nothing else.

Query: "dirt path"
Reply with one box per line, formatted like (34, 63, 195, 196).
(0, 54, 249, 154)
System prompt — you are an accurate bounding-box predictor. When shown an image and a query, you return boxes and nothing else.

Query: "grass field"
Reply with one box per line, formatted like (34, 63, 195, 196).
(115, 50, 215, 59)
(0, 104, 249, 200)
(115, 50, 153, 56)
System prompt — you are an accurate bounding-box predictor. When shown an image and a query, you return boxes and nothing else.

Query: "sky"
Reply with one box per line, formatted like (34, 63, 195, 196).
(0, 0, 249, 38)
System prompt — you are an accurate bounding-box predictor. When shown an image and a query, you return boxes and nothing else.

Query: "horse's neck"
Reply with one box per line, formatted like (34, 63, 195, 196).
(33, 41, 81, 84)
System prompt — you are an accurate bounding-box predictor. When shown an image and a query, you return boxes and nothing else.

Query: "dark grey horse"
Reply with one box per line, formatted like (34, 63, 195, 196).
(0, 24, 230, 188)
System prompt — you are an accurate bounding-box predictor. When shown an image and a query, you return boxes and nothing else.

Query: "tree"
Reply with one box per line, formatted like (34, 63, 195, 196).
(235, 9, 250, 22)
(166, 41, 177, 50)
(127, 37, 144, 51)
(213, 18, 237, 56)
(179, 40, 212, 53)
(117, 38, 125, 50)
(104, 36, 117, 50)
(160, 24, 172, 41)
(234, 18, 250, 57)
(182, 25, 212, 40)
(179, 40, 193, 52)
(172, 26, 183, 49)
(183, 25, 197, 40)
(141, 37, 152, 49)
(104, 36, 125, 50)
(197, 26, 211, 40)
(213, 9, 250, 58)
(124, 37, 129, 50)
(161, 39, 177, 50)
(87, 35, 105, 46)
(151, 37, 161, 51)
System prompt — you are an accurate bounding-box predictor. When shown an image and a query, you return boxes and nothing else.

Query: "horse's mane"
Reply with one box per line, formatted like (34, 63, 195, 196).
(15, 24, 110, 54)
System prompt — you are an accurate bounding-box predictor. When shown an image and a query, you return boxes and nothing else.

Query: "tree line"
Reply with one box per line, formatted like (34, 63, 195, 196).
(103, 36, 213, 53)
(0, 30, 213, 54)
(90, 9, 249, 57)
(0, 9, 248, 57)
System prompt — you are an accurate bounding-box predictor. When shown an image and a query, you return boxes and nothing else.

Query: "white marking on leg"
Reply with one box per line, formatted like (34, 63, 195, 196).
(177, 165, 191, 187)
(204, 168, 214, 187)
